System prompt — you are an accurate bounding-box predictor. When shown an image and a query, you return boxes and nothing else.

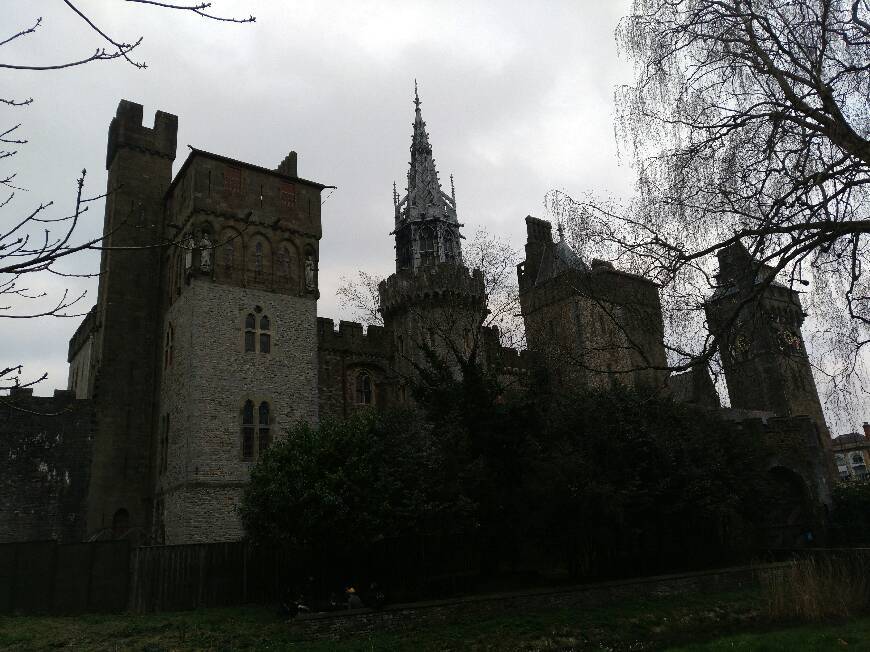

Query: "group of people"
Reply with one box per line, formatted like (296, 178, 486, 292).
(280, 580, 386, 619)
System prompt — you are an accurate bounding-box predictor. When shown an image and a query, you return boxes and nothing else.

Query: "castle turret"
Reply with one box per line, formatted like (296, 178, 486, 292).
(392, 83, 463, 273)
(380, 85, 487, 377)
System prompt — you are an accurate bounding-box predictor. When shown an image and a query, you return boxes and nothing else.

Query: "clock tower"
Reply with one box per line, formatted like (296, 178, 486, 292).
(705, 243, 828, 437)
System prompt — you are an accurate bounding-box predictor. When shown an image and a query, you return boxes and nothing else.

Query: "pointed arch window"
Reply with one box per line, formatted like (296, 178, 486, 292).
(419, 227, 436, 266)
(355, 372, 373, 405)
(258, 402, 271, 452)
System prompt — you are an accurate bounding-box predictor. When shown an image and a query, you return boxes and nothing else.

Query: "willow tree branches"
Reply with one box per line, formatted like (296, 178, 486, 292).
(555, 0, 869, 405)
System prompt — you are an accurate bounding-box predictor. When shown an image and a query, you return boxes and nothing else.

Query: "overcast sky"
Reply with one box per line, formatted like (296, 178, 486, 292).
(4, 0, 635, 394)
(6, 1, 861, 433)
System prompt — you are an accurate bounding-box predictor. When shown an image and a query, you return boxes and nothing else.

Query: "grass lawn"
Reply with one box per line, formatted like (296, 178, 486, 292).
(0, 589, 757, 651)
(0, 588, 865, 651)
(666, 617, 870, 651)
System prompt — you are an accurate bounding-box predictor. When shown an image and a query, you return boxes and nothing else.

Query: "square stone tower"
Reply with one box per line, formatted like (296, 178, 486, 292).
(81, 100, 177, 539)
(517, 216, 668, 392)
(154, 147, 328, 543)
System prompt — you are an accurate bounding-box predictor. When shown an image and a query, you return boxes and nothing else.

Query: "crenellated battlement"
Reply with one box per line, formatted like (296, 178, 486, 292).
(106, 99, 178, 169)
(378, 264, 486, 316)
(317, 317, 392, 355)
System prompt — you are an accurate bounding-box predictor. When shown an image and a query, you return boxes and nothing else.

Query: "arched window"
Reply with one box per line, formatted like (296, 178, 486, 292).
(112, 508, 130, 539)
(419, 227, 436, 266)
(242, 400, 255, 460)
(164, 324, 174, 369)
(254, 242, 264, 280)
(224, 240, 234, 272)
(258, 402, 271, 452)
(260, 316, 271, 353)
(851, 452, 866, 469)
(355, 372, 373, 405)
(244, 313, 256, 352)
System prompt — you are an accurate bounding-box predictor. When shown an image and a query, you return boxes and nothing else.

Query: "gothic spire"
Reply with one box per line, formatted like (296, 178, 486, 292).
(392, 83, 462, 272)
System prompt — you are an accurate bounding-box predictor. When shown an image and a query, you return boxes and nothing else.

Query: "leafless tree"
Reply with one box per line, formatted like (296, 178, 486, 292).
(1, 2, 254, 391)
(551, 0, 870, 412)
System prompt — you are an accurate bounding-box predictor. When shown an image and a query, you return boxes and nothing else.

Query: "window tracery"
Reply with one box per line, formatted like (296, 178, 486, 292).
(244, 311, 273, 353)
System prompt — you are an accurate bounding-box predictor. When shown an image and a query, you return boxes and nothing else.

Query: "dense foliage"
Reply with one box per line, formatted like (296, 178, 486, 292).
(242, 355, 777, 577)
(830, 480, 870, 545)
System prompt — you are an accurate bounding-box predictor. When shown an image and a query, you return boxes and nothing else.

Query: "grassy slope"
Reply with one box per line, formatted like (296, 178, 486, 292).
(0, 590, 765, 651)
(667, 618, 870, 651)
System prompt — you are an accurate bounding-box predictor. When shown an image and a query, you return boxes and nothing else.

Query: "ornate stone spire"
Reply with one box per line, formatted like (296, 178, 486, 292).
(393, 83, 462, 272)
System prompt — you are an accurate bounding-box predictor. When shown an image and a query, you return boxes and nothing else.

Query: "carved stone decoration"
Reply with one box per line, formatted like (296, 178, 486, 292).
(199, 233, 212, 272)
(305, 254, 316, 290)
(183, 233, 194, 271)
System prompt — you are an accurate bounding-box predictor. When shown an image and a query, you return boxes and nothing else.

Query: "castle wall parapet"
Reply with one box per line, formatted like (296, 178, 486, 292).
(379, 264, 486, 316)
(317, 317, 392, 357)
(106, 100, 178, 170)
(0, 391, 95, 543)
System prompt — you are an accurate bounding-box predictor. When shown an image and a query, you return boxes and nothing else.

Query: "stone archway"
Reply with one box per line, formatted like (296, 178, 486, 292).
(763, 466, 815, 549)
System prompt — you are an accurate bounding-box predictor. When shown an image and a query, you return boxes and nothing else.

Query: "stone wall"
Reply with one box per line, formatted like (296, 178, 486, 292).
(521, 264, 668, 392)
(156, 279, 319, 543)
(317, 318, 394, 422)
(0, 389, 95, 543)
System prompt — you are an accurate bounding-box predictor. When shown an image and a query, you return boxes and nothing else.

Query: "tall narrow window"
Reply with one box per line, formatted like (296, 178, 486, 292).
(419, 227, 436, 266)
(444, 232, 456, 263)
(244, 313, 256, 352)
(258, 402, 271, 452)
(164, 324, 174, 369)
(224, 240, 234, 272)
(242, 400, 255, 460)
(254, 242, 263, 280)
(355, 372, 373, 405)
(259, 316, 271, 353)
(161, 413, 170, 474)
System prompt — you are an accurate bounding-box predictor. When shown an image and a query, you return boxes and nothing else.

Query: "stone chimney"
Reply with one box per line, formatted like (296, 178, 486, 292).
(863, 422, 870, 441)
(277, 151, 297, 177)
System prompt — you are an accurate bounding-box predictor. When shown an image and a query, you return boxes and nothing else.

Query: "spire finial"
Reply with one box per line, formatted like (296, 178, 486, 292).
(450, 173, 455, 202)
(414, 79, 421, 111)
(393, 181, 398, 208)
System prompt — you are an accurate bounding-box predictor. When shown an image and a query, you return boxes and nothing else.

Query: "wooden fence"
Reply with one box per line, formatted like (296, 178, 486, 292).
(0, 540, 129, 614)
(0, 534, 483, 615)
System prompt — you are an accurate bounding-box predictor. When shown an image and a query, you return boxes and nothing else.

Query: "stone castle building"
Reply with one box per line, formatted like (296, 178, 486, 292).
(1, 91, 834, 545)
